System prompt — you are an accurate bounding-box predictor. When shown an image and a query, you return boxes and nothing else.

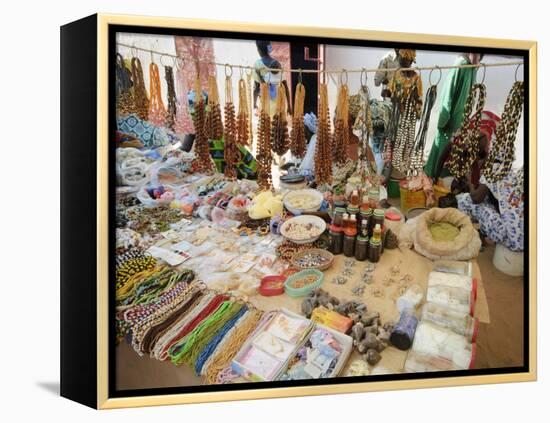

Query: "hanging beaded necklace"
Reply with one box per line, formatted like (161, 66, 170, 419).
(409, 81, 438, 177)
(130, 57, 149, 120)
(236, 77, 250, 147)
(447, 82, 487, 179)
(333, 81, 350, 164)
(147, 62, 167, 126)
(115, 53, 134, 117)
(191, 75, 215, 173)
(223, 72, 239, 180)
(352, 82, 374, 185)
(388, 70, 423, 174)
(164, 65, 177, 131)
(256, 83, 273, 190)
(315, 81, 333, 186)
(271, 82, 290, 156)
(482, 81, 524, 182)
(205, 75, 224, 140)
(290, 82, 306, 158)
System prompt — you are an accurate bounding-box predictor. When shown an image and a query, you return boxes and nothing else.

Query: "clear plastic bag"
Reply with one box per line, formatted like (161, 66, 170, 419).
(421, 302, 478, 342)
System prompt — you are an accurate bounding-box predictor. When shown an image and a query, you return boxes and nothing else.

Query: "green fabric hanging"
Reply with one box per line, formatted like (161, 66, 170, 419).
(424, 56, 477, 177)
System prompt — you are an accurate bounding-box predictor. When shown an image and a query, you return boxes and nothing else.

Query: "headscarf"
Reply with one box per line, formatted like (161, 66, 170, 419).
(398, 49, 416, 62)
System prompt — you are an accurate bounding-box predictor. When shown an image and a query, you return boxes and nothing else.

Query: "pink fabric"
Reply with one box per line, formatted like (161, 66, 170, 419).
(173, 67, 194, 134)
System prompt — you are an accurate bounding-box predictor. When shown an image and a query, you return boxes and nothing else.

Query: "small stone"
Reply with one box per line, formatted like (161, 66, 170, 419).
(365, 349, 382, 365)
(364, 333, 379, 350)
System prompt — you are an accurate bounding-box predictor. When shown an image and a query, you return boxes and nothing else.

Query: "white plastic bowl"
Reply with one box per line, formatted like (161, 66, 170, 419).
(283, 189, 324, 215)
(280, 215, 327, 245)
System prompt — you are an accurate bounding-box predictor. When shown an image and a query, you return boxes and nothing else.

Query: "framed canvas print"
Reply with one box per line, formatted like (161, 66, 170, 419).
(60, 13, 537, 409)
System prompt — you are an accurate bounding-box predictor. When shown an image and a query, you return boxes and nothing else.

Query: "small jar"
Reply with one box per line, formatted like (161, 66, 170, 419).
(355, 236, 369, 261)
(347, 205, 359, 226)
(329, 225, 344, 255)
(368, 239, 382, 263)
(358, 207, 372, 232)
(372, 209, 385, 235)
(332, 207, 346, 228)
(343, 234, 356, 257)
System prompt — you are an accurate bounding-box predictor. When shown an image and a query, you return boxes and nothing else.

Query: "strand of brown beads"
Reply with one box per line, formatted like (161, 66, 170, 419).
(290, 82, 306, 158)
(236, 78, 250, 147)
(130, 57, 149, 120)
(333, 82, 350, 165)
(192, 76, 214, 173)
(223, 74, 239, 180)
(271, 83, 290, 156)
(447, 83, 486, 179)
(205, 75, 224, 140)
(314, 82, 333, 186)
(256, 83, 273, 190)
(164, 65, 177, 131)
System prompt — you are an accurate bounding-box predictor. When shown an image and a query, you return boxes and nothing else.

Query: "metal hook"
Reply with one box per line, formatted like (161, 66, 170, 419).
(239, 66, 244, 79)
(360, 68, 368, 87)
(131, 44, 138, 58)
(515, 63, 523, 82)
(429, 65, 442, 86)
(298, 68, 303, 85)
(340, 68, 348, 85)
(478, 63, 487, 85)
(224, 63, 233, 78)
(175, 56, 184, 71)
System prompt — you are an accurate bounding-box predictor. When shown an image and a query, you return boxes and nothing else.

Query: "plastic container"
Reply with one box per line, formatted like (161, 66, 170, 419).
(259, 275, 286, 296)
(387, 177, 402, 198)
(355, 237, 369, 261)
(368, 239, 382, 263)
(406, 321, 476, 371)
(343, 234, 356, 257)
(433, 260, 473, 277)
(493, 242, 524, 276)
(329, 226, 344, 255)
(390, 310, 418, 350)
(421, 302, 479, 342)
(396, 284, 424, 313)
(426, 284, 475, 316)
(284, 269, 324, 297)
(428, 271, 477, 300)
(399, 180, 426, 212)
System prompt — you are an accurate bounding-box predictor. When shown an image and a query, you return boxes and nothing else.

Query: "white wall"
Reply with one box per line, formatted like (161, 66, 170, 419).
(325, 46, 524, 168)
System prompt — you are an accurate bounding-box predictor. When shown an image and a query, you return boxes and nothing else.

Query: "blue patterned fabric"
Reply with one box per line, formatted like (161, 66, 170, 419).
(457, 169, 524, 251)
(117, 113, 171, 149)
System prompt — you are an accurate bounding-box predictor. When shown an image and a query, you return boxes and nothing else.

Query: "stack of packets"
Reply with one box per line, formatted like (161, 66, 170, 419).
(310, 306, 353, 333)
(280, 328, 344, 380)
(232, 311, 312, 381)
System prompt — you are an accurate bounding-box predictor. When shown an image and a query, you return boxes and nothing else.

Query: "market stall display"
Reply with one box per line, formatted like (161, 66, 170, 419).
(111, 37, 519, 390)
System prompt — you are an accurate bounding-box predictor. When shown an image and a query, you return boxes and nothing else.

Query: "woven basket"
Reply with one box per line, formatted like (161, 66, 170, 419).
(291, 248, 334, 271)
